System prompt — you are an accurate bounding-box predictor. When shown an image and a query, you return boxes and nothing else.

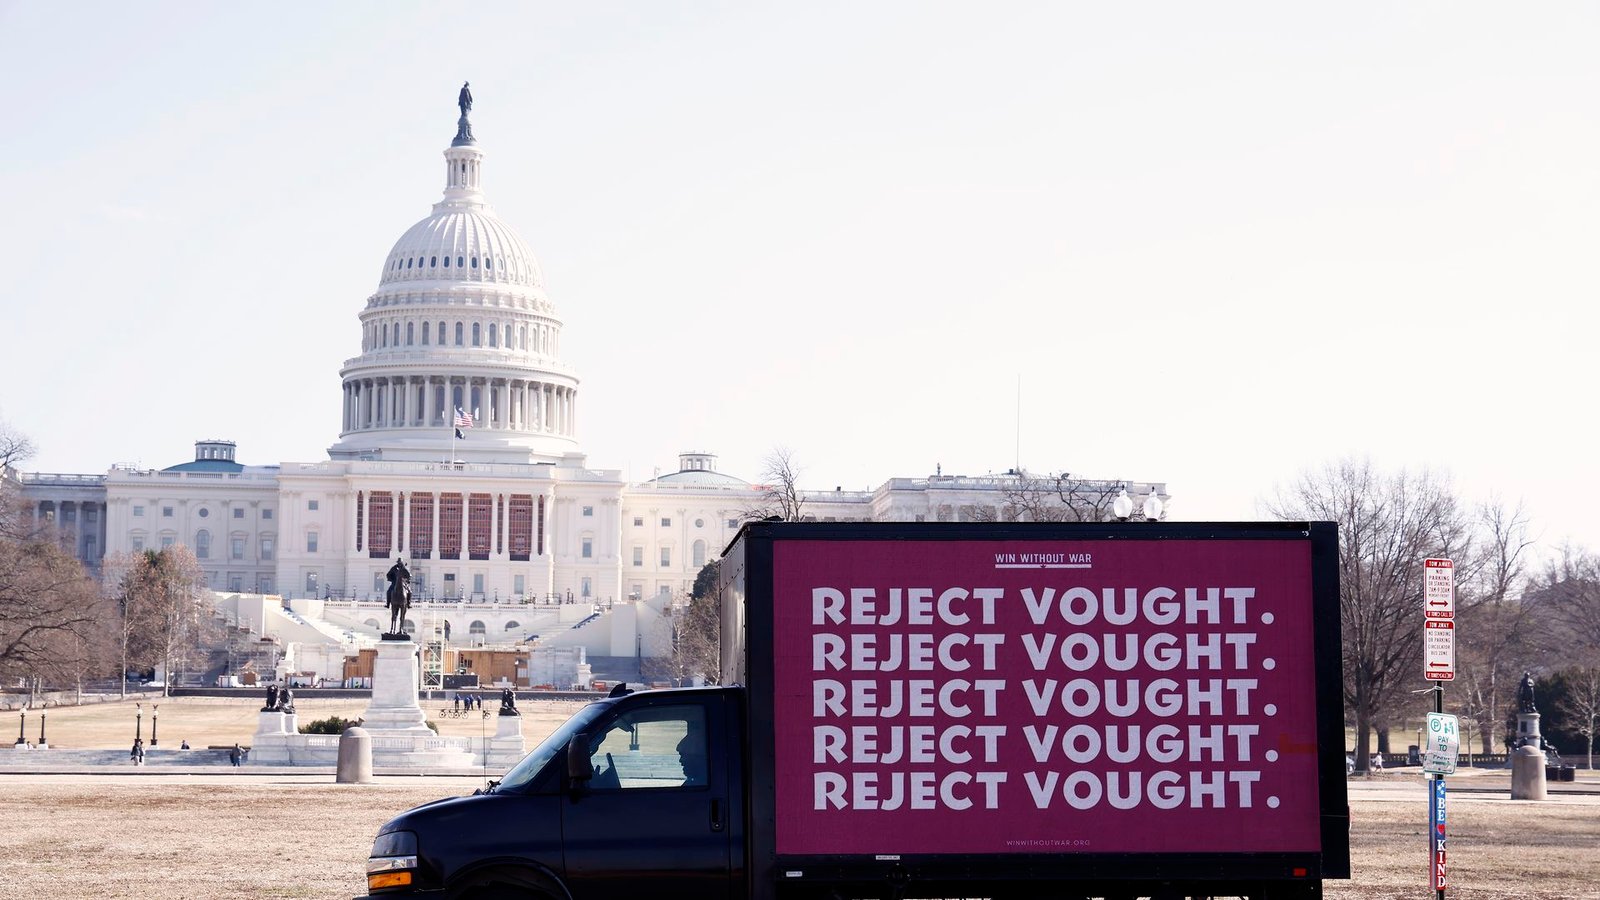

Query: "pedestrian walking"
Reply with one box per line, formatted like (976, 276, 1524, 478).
(229, 743, 242, 767)
(131, 737, 145, 765)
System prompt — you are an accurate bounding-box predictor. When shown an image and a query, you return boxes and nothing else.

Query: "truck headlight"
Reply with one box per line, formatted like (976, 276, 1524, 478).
(368, 830, 418, 890)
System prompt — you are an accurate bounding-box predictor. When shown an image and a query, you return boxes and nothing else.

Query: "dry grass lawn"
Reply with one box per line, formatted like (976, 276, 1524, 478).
(0, 775, 1594, 900)
(7, 694, 587, 749)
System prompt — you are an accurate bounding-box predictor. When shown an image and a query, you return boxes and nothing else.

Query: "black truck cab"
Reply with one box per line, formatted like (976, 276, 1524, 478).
(365, 686, 744, 900)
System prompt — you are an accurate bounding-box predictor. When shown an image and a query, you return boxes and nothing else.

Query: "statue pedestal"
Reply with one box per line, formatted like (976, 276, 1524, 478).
(362, 639, 430, 733)
(486, 711, 525, 769)
(256, 710, 289, 735)
(1511, 745, 1548, 800)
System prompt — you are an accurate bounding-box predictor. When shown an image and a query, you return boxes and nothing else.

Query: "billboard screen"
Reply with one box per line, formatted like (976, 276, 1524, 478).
(771, 538, 1322, 856)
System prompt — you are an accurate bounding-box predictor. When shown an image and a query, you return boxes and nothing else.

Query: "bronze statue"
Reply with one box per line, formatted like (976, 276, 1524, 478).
(386, 557, 412, 636)
(458, 81, 472, 116)
(263, 685, 278, 712)
(499, 687, 518, 716)
(277, 687, 295, 714)
(1518, 671, 1537, 714)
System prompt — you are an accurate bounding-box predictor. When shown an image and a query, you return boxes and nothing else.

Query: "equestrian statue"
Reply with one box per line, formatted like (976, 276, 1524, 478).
(386, 557, 412, 637)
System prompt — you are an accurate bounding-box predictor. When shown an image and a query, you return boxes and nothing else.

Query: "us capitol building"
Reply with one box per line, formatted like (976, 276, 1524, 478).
(11, 90, 1167, 677)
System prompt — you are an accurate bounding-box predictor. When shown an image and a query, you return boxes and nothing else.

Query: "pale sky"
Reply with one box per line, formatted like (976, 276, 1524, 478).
(1, 2, 1595, 557)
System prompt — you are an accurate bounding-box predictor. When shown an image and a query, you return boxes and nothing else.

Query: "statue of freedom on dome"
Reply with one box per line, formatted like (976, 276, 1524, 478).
(453, 82, 476, 146)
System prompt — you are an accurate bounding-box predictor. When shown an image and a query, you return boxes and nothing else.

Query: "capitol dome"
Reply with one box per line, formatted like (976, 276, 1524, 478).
(328, 91, 580, 466)
(378, 203, 545, 290)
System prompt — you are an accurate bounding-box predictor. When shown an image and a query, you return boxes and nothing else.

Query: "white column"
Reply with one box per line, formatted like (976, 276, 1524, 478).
(425, 377, 437, 427)
(490, 492, 501, 559)
(497, 381, 509, 430)
(431, 491, 441, 558)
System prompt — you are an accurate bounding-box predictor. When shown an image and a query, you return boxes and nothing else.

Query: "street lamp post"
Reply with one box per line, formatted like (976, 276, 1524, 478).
(14, 708, 24, 746)
(38, 710, 46, 749)
(150, 704, 159, 748)
(135, 702, 143, 743)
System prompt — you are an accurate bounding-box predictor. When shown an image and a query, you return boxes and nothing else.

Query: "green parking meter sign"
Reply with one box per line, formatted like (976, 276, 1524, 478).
(1423, 712, 1460, 775)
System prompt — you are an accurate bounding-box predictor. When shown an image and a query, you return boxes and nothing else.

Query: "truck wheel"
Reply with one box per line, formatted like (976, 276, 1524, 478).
(448, 868, 562, 900)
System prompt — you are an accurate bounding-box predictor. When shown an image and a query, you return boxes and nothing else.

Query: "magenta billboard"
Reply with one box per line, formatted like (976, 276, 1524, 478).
(771, 538, 1322, 856)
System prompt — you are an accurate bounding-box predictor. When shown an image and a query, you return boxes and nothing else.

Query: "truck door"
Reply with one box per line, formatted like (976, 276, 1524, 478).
(562, 695, 733, 900)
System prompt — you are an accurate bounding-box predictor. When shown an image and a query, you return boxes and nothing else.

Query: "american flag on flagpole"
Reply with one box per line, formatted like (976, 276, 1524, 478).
(453, 407, 474, 428)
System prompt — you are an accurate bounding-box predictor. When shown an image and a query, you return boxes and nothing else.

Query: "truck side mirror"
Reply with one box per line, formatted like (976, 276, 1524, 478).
(567, 734, 594, 782)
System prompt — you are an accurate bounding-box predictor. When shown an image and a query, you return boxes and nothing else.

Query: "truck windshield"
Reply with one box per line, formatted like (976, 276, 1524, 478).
(494, 701, 610, 792)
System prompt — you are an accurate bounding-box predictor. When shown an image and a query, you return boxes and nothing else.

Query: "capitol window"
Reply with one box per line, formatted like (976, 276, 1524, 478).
(162, 506, 173, 517)
(233, 507, 244, 518)
(422, 322, 430, 344)
(443, 255, 450, 268)
(455, 322, 464, 345)
(407, 322, 414, 345)
(471, 256, 477, 268)
(457, 256, 464, 267)
(489, 323, 498, 347)
(133, 506, 144, 517)
(472, 323, 481, 346)
(486, 257, 493, 269)
(407, 258, 413, 268)
(430, 256, 437, 267)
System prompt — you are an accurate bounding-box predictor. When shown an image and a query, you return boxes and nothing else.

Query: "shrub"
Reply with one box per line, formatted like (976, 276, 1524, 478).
(299, 716, 359, 735)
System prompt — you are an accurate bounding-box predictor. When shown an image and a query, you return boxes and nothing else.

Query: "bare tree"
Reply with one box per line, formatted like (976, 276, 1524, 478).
(1556, 660, 1600, 770)
(964, 471, 1162, 524)
(0, 494, 108, 695)
(0, 416, 38, 541)
(1536, 544, 1600, 654)
(1454, 499, 1539, 753)
(1267, 458, 1475, 773)
(651, 561, 722, 686)
(114, 547, 212, 696)
(746, 447, 806, 522)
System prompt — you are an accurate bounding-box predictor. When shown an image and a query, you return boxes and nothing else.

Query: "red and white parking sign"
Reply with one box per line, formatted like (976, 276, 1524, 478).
(1423, 620, 1455, 681)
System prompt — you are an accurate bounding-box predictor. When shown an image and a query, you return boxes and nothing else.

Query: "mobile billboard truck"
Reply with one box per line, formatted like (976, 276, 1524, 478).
(363, 522, 1349, 900)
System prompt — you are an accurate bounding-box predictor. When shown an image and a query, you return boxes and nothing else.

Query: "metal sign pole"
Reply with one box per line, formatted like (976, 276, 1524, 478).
(1433, 681, 1446, 899)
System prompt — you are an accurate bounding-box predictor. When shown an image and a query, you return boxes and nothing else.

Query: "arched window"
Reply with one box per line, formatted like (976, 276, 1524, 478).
(693, 539, 707, 568)
(382, 323, 389, 347)
(407, 258, 413, 269)
(469, 620, 487, 636)
(430, 256, 437, 267)
(489, 323, 497, 347)
(472, 323, 481, 346)
(195, 530, 211, 560)
(519, 325, 527, 349)
(404, 618, 416, 633)
(444, 255, 451, 268)
(422, 321, 430, 345)
(457, 256, 464, 268)
(471, 256, 478, 268)
(439, 322, 446, 344)
(505, 620, 520, 630)
(406, 322, 414, 345)
(364, 618, 380, 631)
(455, 322, 464, 345)
(486, 257, 493, 270)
